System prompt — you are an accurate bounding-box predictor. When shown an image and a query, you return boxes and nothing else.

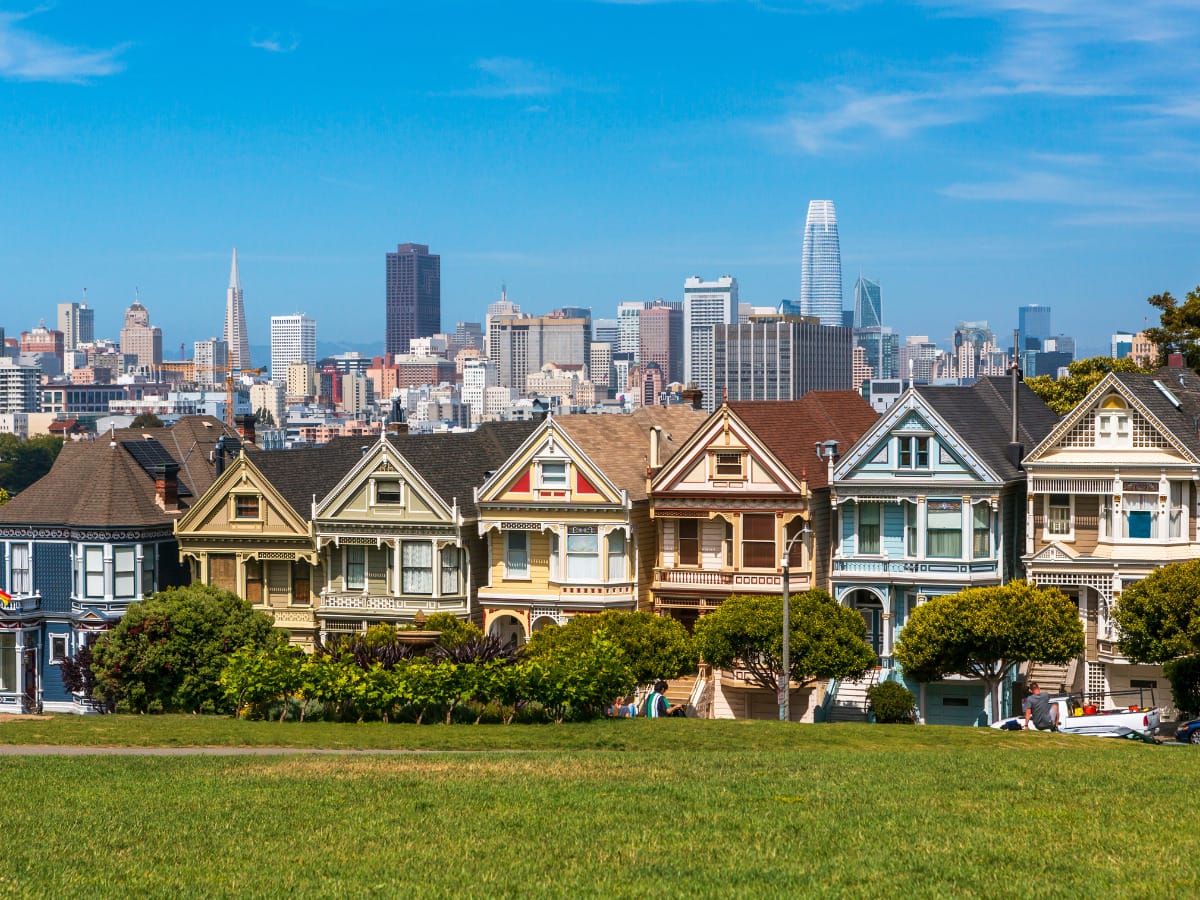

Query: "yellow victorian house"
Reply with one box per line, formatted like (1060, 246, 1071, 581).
(475, 406, 707, 645)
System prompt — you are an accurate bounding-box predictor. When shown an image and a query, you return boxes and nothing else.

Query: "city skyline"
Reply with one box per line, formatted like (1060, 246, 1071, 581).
(2, 2, 1199, 353)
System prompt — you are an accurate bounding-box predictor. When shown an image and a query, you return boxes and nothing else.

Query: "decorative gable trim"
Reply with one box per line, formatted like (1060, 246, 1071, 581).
(1029, 541, 1078, 563)
(174, 455, 310, 539)
(313, 438, 457, 524)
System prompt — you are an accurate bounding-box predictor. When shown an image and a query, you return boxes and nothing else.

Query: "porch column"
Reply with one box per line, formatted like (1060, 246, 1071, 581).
(15, 629, 25, 699)
(881, 611, 894, 658)
(960, 496, 971, 561)
(916, 497, 926, 559)
(393, 539, 401, 596)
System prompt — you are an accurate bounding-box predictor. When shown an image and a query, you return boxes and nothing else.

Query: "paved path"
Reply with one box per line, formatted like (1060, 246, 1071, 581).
(0, 745, 465, 756)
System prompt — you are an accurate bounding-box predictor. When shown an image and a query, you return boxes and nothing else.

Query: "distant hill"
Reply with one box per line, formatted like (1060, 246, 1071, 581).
(248, 341, 384, 367)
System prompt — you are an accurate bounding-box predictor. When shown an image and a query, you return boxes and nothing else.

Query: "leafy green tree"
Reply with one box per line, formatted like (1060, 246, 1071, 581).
(525, 634, 635, 722)
(693, 590, 876, 695)
(1144, 285, 1200, 370)
(130, 413, 165, 428)
(524, 610, 697, 686)
(90, 584, 280, 713)
(894, 582, 1083, 721)
(1025, 356, 1149, 415)
(1113, 559, 1200, 662)
(0, 487, 9, 506)
(221, 642, 306, 720)
(422, 612, 483, 649)
(0, 433, 64, 495)
(1164, 656, 1200, 719)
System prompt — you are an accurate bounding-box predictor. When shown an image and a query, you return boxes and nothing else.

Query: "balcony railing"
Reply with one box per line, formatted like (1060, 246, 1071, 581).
(0, 594, 40, 614)
(832, 559, 999, 577)
(653, 568, 811, 592)
(317, 593, 467, 615)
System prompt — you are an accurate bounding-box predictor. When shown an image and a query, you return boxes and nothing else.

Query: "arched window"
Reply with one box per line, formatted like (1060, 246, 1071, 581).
(1096, 395, 1130, 447)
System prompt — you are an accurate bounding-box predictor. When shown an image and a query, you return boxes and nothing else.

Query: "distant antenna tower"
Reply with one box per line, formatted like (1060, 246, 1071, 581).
(180, 342, 185, 361)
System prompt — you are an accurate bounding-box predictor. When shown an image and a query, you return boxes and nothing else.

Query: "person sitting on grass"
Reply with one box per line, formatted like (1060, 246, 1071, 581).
(1022, 682, 1060, 732)
(645, 680, 685, 718)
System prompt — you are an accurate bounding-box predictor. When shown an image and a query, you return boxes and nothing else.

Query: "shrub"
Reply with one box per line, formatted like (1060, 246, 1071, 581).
(524, 610, 697, 686)
(867, 681, 917, 724)
(1164, 655, 1200, 718)
(423, 613, 483, 649)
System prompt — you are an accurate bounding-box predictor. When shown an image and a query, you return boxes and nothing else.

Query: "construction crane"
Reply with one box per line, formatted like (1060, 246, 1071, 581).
(188, 363, 266, 429)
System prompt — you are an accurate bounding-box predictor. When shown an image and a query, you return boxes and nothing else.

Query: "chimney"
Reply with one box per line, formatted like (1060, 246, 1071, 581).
(237, 414, 256, 446)
(1169, 352, 1185, 368)
(680, 387, 704, 410)
(153, 462, 180, 513)
(649, 426, 662, 470)
(213, 435, 227, 476)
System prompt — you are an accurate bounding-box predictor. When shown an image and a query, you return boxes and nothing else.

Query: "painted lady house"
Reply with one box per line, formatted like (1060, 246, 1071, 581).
(174, 423, 534, 646)
(828, 376, 1058, 724)
(473, 407, 706, 645)
(0, 417, 234, 713)
(648, 391, 878, 720)
(1023, 364, 1200, 714)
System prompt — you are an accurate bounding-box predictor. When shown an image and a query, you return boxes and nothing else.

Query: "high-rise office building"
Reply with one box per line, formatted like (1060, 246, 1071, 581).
(684, 275, 738, 411)
(853, 276, 881, 330)
(462, 357, 498, 425)
(57, 301, 94, 353)
(0, 359, 39, 413)
(1018, 304, 1052, 352)
(484, 289, 521, 357)
(489, 315, 590, 396)
(224, 248, 251, 372)
(592, 318, 618, 345)
(617, 301, 647, 360)
(713, 315, 852, 402)
(639, 302, 684, 385)
(119, 299, 163, 369)
(589, 341, 613, 390)
(194, 338, 229, 385)
(800, 200, 843, 326)
(270, 313, 317, 383)
(899, 336, 940, 384)
(386, 243, 441, 355)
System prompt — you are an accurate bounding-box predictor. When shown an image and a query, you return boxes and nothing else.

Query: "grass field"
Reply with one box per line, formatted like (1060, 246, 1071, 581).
(0, 716, 1197, 897)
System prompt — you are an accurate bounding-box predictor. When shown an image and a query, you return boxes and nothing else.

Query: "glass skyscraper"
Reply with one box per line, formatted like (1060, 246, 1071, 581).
(800, 200, 843, 326)
(1018, 304, 1051, 352)
(853, 275, 881, 329)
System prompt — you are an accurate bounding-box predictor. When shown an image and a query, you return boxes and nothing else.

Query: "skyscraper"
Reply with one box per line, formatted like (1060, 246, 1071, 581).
(57, 301, 94, 352)
(488, 314, 590, 396)
(800, 200, 843, 326)
(270, 313, 317, 384)
(386, 243, 441, 355)
(683, 275, 738, 411)
(119, 298, 162, 369)
(194, 338, 229, 385)
(224, 248, 251, 372)
(1018, 304, 1051, 352)
(639, 302, 684, 385)
(713, 314, 852, 402)
(852, 276, 881, 329)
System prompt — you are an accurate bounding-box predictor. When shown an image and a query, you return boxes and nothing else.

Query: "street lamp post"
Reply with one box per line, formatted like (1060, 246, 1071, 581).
(779, 522, 813, 722)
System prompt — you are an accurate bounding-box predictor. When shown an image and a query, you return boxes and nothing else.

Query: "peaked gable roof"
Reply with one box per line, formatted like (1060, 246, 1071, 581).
(913, 377, 1059, 481)
(553, 407, 708, 501)
(728, 391, 879, 490)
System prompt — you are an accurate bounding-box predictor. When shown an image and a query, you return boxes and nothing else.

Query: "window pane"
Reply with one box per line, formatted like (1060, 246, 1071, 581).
(402, 541, 433, 594)
(973, 505, 990, 557)
(346, 546, 365, 589)
(678, 520, 699, 566)
(440, 547, 460, 594)
(915, 437, 930, 467)
(235, 496, 259, 518)
(85, 546, 105, 597)
(567, 530, 599, 581)
(506, 532, 529, 577)
(607, 531, 626, 581)
(0, 634, 15, 692)
(1048, 495, 1071, 534)
(375, 481, 403, 504)
(541, 463, 567, 486)
(141, 545, 156, 595)
(11, 544, 30, 594)
(743, 515, 775, 541)
(859, 503, 880, 555)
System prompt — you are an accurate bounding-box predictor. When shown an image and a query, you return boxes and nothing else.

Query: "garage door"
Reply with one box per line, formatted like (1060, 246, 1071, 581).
(925, 683, 987, 726)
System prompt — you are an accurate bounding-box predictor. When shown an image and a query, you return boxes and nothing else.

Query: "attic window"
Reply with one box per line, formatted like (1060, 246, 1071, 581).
(539, 462, 568, 488)
(714, 452, 744, 478)
(234, 496, 260, 519)
(374, 480, 404, 505)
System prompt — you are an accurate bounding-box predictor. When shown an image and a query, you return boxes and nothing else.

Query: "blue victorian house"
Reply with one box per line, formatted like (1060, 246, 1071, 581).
(827, 376, 1058, 725)
(0, 417, 235, 713)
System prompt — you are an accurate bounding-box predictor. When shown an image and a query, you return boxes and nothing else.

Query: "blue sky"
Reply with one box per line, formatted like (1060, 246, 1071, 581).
(2, 1, 1199, 357)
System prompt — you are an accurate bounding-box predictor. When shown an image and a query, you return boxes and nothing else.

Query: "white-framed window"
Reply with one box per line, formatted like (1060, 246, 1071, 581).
(372, 479, 404, 506)
(904, 502, 918, 557)
(1096, 395, 1131, 448)
(84, 546, 105, 598)
(113, 546, 137, 599)
(0, 633, 15, 692)
(440, 546, 461, 595)
(49, 634, 69, 665)
(973, 503, 991, 558)
(713, 452, 744, 479)
(504, 531, 529, 580)
(858, 503, 881, 555)
(401, 541, 433, 595)
(677, 520, 699, 567)
(1046, 494, 1073, 540)
(539, 461, 568, 489)
(142, 544, 157, 596)
(233, 494, 261, 520)
(566, 527, 600, 581)
(345, 545, 366, 590)
(10, 543, 31, 596)
(607, 530, 626, 582)
(898, 436, 930, 469)
(926, 500, 962, 558)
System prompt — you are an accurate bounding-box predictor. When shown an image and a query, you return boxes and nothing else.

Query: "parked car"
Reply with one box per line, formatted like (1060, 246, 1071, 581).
(1175, 718, 1200, 744)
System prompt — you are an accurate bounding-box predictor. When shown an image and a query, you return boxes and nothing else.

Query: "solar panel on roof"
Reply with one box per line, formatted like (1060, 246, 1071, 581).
(120, 440, 193, 497)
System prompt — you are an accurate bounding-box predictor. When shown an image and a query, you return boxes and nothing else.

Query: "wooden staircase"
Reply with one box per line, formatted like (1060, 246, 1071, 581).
(665, 675, 698, 710)
(827, 669, 881, 723)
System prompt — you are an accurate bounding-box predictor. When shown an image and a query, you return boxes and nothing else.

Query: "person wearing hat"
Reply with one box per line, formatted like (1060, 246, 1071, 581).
(1022, 682, 1059, 731)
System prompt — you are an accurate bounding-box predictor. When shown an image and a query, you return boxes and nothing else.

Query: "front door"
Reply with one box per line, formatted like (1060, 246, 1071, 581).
(22, 647, 38, 713)
(857, 600, 883, 660)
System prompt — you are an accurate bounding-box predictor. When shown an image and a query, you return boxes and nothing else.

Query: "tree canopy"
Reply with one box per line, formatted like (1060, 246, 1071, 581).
(693, 590, 875, 694)
(0, 433, 64, 496)
(524, 609, 697, 686)
(894, 582, 1083, 718)
(1025, 356, 1150, 415)
(130, 413, 165, 428)
(1113, 560, 1200, 663)
(90, 584, 281, 713)
(1144, 285, 1200, 370)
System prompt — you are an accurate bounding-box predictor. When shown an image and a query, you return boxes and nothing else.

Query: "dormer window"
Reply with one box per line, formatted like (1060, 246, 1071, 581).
(539, 461, 568, 488)
(1096, 395, 1131, 448)
(898, 436, 930, 469)
(234, 495, 260, 519)
(373, 480, 404, 506)
(714, 452, 745, 478)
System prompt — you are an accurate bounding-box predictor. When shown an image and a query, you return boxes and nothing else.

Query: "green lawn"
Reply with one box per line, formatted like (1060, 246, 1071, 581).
(0, 717, 1197, 897)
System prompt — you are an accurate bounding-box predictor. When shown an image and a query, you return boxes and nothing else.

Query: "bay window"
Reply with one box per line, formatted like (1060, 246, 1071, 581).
(607, 530, 626, 582)
(741, 514, 776, 569)
(401, 541, 433, 594)
(905, 503, 918, 556)
(440, 546, 461, 595)
(1048, 495, 1072, 536)
(677, 520, 699, 566)
(84, 546, 105, 598)
(504, 532, 529, 579)
(973, 504, 991, 558)
(10, 543, 31, 596)
(926, 500, 962, 558)
(858, 503, 881, 555)
(566, 527, 600, 581)
(113, 546, 137, 599)
(345, 545, 366, 590)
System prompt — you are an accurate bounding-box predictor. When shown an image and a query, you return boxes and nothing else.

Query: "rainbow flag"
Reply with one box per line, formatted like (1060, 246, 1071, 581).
(0, 589, 11, 606)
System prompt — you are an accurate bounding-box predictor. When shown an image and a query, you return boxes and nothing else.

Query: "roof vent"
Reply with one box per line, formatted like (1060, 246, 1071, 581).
(1153, 379, 1182, 409)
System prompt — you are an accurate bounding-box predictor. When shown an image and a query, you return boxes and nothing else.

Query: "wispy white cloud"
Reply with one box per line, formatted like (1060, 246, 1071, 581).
(0, 10, 126, 83)
(468, 57, 560, 98)
(250, 33, 300, 54)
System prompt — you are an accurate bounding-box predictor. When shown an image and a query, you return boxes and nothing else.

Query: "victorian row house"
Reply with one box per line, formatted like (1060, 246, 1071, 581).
(828, 376, 1059, 725)
(173, 423, 535, 647)
(473, 406, 707, 645)
(0, 417, 236, 713)
(648, 391, 880, 719)
(1023, 365, 1200, 717)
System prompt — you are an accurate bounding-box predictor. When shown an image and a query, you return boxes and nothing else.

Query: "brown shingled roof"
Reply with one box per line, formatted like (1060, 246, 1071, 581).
(728, 391, 879, 490)
(554, 407, 709, 501)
